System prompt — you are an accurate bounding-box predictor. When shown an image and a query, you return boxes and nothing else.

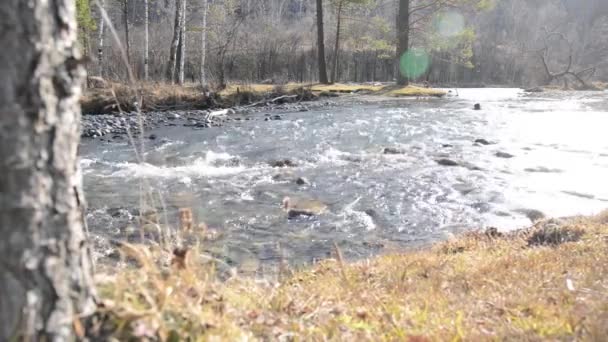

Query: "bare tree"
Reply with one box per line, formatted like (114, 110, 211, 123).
(122, 0, 131, 65)
(200, 0, 209, 86)
(0, 0, 95, 339)
(538, 29, 596, 89)
(331, 0, 344, 83)
(179, 0, 187, 85)
(316, 0, 329, 84)
(168, 0, 184, 83)
(396, 0, 410, 85)
(98, 0, 106, 77)
(144, 0, 150, 80)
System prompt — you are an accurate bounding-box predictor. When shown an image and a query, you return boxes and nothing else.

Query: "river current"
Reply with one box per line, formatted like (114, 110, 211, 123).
(80, 88, 608, 268)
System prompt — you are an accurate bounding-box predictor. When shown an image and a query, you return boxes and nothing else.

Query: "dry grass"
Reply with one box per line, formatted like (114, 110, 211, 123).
(89, 211, 608, 340)
(387, 85, 447, 97)
(309, 83, 385, 93)
(82, 82, 447, 114)
(82, 82, 212, 114)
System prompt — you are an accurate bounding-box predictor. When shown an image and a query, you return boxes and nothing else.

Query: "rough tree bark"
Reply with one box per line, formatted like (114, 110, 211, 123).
(0, 0, 95, 340)
(98, 0, 106, 77)
(200, 0, 209, 87)
(178, 0, 187, 85)
(396, 0, 410, 86)
(144, 0, 150, 80)
(122, 0, 131, 65)
(316, 0, 329, 84)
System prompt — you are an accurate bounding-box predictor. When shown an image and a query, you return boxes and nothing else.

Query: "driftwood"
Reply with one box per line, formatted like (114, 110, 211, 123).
(239, 94, 298, 109)
(538, 29, 596, 89)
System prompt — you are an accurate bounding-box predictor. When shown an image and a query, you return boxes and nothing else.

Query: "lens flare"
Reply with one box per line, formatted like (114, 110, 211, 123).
(399, 48, 429, 79)
(435, 11, 465, 37)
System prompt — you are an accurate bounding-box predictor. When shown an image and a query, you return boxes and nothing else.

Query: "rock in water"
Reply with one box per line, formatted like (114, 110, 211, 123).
(383, 147, 405, 155)
(515, 209, 546, 223)
(295, 177, 309, 185)
(525, 87, 544, 93)
(282, 197, 328, 218)
(436, 159, 460, 167)
(269, 159, 296, 168)
(474, 138, 494, 145)
(495, 151, 515, 158)
(474, 103, 482, 110)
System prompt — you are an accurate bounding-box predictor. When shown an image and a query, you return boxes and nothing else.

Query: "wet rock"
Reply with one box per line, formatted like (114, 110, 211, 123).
(383, 147, 405, 155)
(471, 202, 492, 213)
(364, 209, 379, 219)
(524, 167, 562, 173)
(515, 209, 546, 222)
(528, 219, 582, 246)
(474, 138, 494, 145)
(473, 103, 482, 110)
(148, 134, 157, 140)
(442, 144, 453, 148)
(484, 227, 503, 238)
(295, 177, 309, 185)
(436, 159, 460, 167)
(495, 151, 515, 158)
(283, 197, 328, 219)
(525, 86, 544, 93)
(269, 159, 296, 168)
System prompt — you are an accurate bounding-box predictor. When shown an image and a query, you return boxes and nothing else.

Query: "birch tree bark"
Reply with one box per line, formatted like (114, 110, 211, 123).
(168, 0, 184, 83)
(0, 0, 95, 340)
(98, 0, 106, 77)
(178, 0, 187, 85)
(144, 0, 150, 80)
(200, 0, 209, 87)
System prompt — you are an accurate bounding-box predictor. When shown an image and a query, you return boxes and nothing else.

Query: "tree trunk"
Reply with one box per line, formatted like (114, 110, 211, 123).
(97, 0, 106, 77)
(396, 0, 410, 86)
(331, 1, 343, 84)
(316, 0, 329, 84)
(144, 0, 149, 80)
(178, 0, 187, 85)
(0, 0, 95, 340)
(200, 0, 209, 87)
(168, 0, 184, 83)
(123, 0, 131, 66)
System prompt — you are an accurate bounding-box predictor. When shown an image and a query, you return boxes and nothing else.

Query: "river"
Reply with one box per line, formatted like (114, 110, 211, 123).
(80, 88, 608, 269)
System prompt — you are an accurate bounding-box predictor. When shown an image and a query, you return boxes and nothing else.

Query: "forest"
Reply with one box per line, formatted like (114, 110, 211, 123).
(79, 0, 608, 88)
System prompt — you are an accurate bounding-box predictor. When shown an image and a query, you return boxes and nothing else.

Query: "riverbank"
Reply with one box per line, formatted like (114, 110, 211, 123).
(88, 210, 608, 340)
(81, 81, 446, 115)
(80, 82, 446, 139)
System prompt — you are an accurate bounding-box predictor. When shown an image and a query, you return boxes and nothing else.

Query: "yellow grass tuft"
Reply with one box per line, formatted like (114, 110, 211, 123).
(387, 85, 446, 97)
(91, 213, 608, 340)
(309, 83, 385, 93)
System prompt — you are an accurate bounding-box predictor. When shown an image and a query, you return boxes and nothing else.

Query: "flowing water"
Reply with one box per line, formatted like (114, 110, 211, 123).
(81, 88, 608, 268)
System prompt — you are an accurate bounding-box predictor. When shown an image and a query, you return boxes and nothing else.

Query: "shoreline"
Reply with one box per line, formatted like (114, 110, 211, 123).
(91, 210, 608, 340)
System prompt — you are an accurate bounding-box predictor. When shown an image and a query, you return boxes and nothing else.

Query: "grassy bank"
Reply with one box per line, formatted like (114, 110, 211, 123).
(81, 82, 446, 114)
(89, 211, 608, 340)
